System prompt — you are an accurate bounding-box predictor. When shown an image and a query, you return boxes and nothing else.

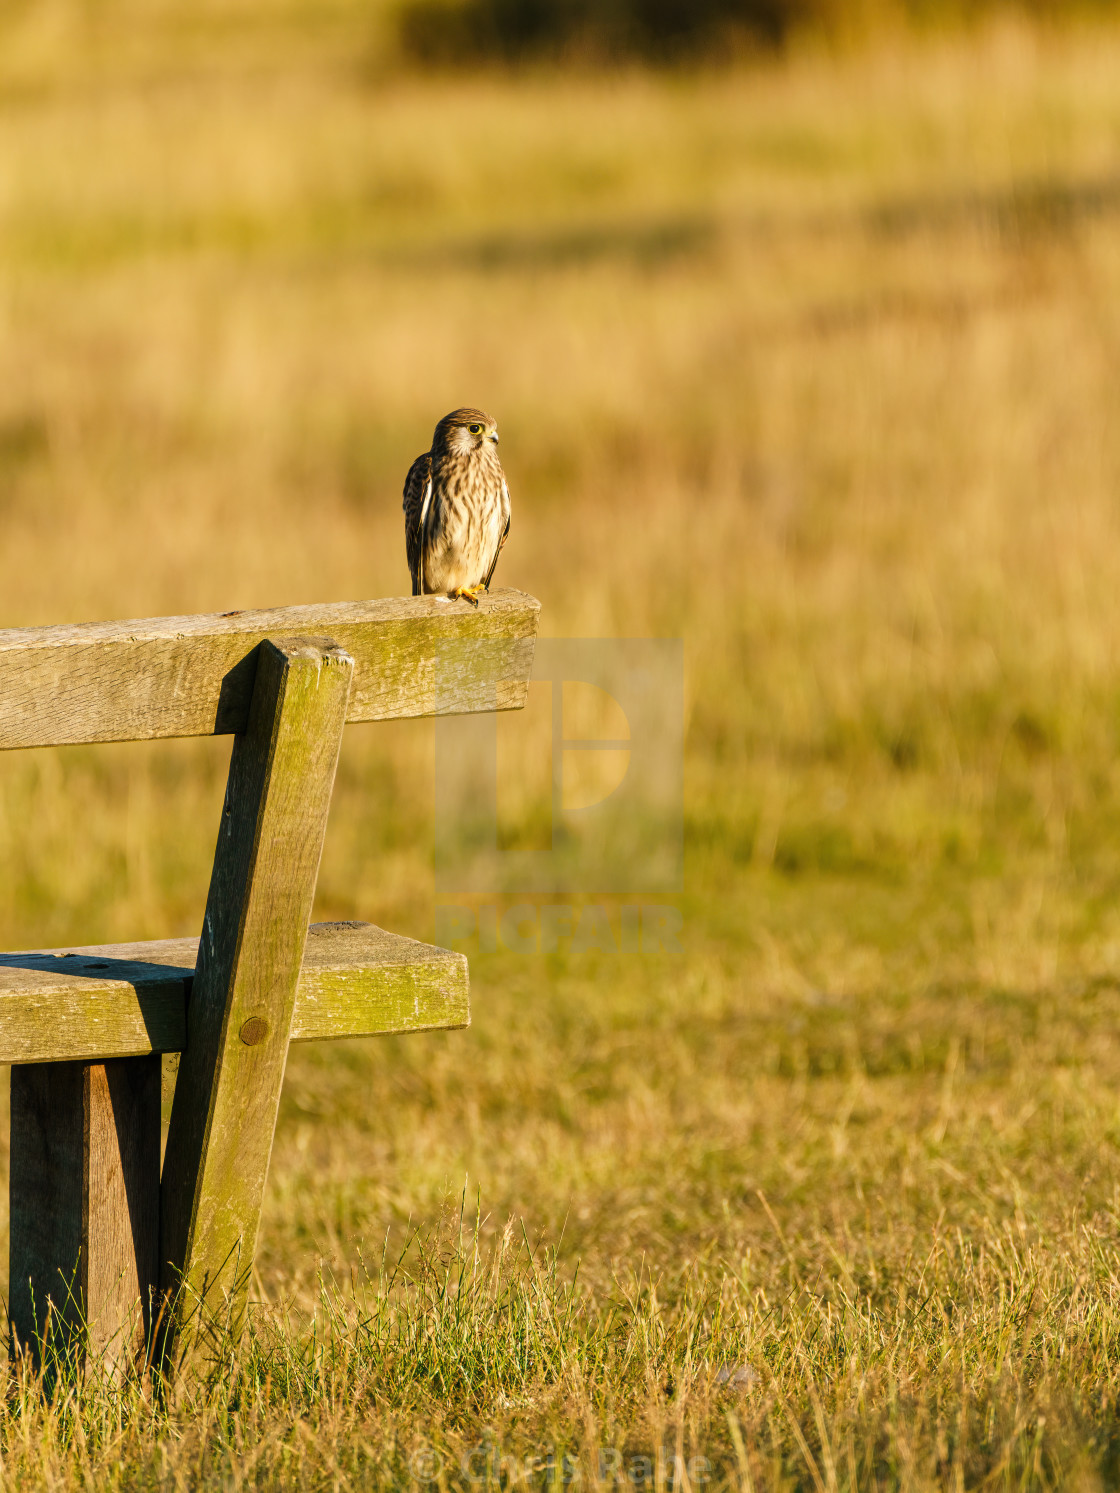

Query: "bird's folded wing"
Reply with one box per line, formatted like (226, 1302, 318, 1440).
(402, 452, 433, 595)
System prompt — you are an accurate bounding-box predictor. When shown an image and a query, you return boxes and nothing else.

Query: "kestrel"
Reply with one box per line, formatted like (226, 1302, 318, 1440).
(402, 408, 511, 606)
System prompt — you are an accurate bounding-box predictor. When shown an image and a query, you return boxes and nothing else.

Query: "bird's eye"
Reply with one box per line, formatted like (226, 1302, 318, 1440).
(467, 423, 483, 435)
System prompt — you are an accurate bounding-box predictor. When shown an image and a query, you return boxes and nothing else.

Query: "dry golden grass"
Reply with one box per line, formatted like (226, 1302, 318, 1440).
(3, 4, 1120, 1485)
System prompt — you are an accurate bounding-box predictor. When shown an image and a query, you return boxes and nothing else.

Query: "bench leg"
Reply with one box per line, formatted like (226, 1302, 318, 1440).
(9, 1055, 160, 1376)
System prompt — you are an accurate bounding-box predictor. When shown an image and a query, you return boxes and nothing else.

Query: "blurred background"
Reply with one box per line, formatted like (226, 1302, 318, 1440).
(4, 0, 1120, 1474)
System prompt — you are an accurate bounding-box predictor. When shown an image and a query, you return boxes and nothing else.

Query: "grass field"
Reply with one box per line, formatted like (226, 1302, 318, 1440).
(4, 3, 1120, 1485)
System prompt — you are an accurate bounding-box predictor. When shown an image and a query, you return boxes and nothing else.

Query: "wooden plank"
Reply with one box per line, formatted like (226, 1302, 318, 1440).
(0, 923, 469, 1064)
(159, 637, 353, 1360)
(290, 921, 468, 1043)
(0, 949, 190, 1065)
(0, 589, 538, 750)
(9, 1055, 160, 1375)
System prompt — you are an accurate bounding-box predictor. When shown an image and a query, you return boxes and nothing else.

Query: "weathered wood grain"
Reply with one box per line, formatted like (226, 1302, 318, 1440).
(159, 638, 353, 1358)
(0, 950, 191, 1064)
(9, 1055, 160, 1374)
(289, 921, 468, 1043)
(0, 923, 468, 1064)
(0, 589, 538, 750)
(83, 1059, 161, 1372)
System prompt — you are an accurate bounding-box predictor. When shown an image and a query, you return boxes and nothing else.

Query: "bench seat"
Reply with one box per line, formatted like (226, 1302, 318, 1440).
(0, 921, 468, 1065)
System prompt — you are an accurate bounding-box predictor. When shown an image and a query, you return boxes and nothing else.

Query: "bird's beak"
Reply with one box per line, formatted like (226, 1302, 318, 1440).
(489, 431, 499, 444)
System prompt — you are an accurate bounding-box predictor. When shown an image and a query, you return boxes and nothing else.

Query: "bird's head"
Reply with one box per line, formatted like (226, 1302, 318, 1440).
(433, 408, 500, 457)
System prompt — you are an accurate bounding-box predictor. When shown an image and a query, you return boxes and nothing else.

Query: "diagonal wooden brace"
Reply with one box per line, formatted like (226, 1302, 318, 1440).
(158, 635, 353, 1364)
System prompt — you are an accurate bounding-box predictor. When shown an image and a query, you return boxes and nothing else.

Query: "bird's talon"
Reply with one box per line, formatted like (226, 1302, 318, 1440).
(451, 586, 482, 607)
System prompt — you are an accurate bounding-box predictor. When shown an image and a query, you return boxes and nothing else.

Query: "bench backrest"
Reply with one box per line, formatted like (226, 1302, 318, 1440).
(0, 589, 539, 749)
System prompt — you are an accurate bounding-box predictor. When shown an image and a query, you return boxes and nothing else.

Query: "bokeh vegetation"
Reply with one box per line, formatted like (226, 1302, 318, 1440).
(398, 0, 1120, 62)
(3, 0, 1120, 1485)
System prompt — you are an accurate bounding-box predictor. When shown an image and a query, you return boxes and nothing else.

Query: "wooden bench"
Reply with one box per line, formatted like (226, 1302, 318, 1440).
(0, 590, 539, 1373)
